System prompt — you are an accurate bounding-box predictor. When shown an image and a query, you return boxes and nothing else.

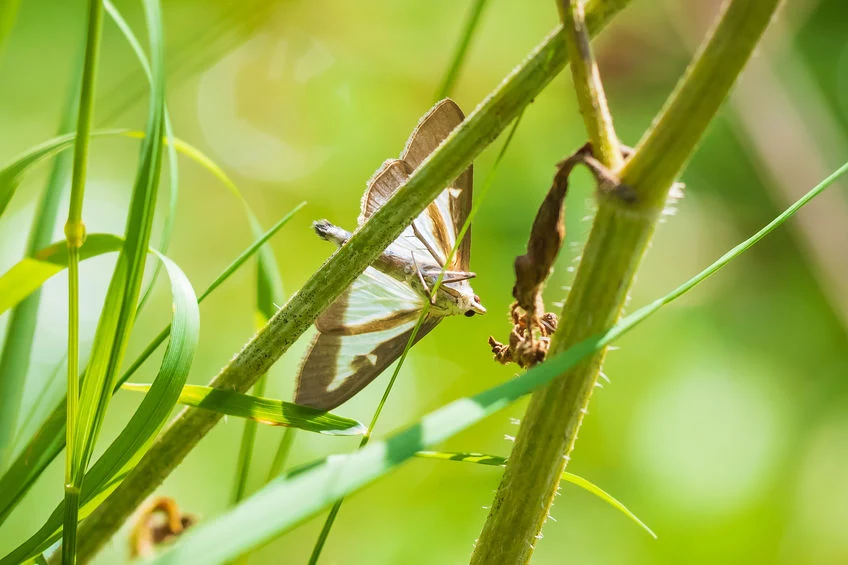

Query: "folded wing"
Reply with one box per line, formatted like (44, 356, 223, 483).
(359, 99, 473, 271)
(295, 267, 441, 410)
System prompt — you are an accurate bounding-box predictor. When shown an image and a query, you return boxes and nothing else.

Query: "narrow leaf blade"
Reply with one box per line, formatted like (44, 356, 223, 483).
(121, 384, 366, 437)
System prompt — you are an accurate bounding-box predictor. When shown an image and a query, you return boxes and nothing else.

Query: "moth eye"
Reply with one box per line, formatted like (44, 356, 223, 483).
(473, 295, 481, 303)
(464, 310, 476, 317)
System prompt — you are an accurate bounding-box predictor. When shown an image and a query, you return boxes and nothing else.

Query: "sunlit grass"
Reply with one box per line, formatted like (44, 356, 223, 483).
(0, 0, 837, 564)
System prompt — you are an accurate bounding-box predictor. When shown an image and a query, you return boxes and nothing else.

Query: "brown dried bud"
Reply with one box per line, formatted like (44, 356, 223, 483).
(129, 497, 197, 559)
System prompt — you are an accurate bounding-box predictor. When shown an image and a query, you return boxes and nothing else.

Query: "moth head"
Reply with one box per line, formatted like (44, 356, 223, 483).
(463, 293, 486, 317)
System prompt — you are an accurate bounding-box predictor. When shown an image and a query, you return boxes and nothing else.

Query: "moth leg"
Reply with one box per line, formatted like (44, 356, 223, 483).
(410, 252, 437, 305)
(411, 220, 446, 267)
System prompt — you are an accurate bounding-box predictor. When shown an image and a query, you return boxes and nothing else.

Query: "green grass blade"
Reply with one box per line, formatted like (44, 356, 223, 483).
(435, 0, 490, 100)
(414, 451, 656, 539)
(557, 470, 656, 539)
(145, 162, 848, 565)
(0, 201, 302, 531)
(104, 0, 180, 312)
(234, 212, 289, 504)
(0, 45, 83, 472)
(0, 129, 125, 221)
(266, 428, 297, 482)
(0, 249, 199, 565)
(121, 384, 366, 437)
(231, 376, 265, 508)
(0, 234, 124, 316)
(231, 212, 285, 504)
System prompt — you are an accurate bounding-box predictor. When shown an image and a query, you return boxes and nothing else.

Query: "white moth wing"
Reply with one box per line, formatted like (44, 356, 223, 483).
(295, 267, 438, 410)
(315, 266, 424, 333)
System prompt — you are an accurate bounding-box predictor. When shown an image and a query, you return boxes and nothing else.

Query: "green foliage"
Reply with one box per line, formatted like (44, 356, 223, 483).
(2, 1, 843, 564)
(144, 162, 847, 564)
(121, 383, 366, 436)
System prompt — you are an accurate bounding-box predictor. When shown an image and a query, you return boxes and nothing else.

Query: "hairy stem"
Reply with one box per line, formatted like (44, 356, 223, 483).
(72, 1, 633, 561)
(469, 0, 784, 563)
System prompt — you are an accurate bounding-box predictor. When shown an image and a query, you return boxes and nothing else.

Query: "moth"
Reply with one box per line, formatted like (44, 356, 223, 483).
(295, 99, 485, 411)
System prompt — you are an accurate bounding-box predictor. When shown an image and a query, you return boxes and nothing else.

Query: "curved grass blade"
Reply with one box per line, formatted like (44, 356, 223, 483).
(0, 249, 199, 565)
(0, 202, 306, 523)
(145, 162, 848, 565)
(0, 129, 126, 221)
(414, 451, 656, 539)
(104, 0, 180, 313)
(0, 234, 123, 316)
(0, 204, 302, 530)
(121, 384, 366, 437)
(307, 109, 526, 565)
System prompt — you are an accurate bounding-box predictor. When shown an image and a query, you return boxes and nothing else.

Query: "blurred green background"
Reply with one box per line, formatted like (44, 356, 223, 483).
(2, 0, 848, 563)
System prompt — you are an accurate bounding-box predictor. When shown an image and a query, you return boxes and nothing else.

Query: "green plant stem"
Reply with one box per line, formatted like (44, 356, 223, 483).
(266, 428, 297, 481)
(231, 375, 266, 505)
(469, 0, 784, 563)
(62, 1, 104, 563)
(436, 0, 489, 100)
(72, 3, 633, 561)
(559, 0, 622, 169)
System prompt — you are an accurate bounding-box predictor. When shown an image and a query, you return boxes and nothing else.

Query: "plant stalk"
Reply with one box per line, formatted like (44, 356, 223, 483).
(469, 0, 784, 563)
(62, 0, 104, 562)
(72, 2, 633, 560)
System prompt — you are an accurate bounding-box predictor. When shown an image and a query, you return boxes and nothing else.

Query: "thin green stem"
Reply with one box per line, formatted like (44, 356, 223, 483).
(65, 253, 80, 486)
(74, 4, 633, 559)
(470, 1, 784, 563)
(266, 428, 297, 482)
(61, 486, 80, 565)
(230, 375, 267, 505)
(62, 0, 104, 562)
(435, 0, 490, 100)
(560, 0, 622, 169)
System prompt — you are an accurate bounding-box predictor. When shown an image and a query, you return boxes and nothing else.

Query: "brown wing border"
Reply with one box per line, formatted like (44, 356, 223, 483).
(294, 316, 442, 410)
